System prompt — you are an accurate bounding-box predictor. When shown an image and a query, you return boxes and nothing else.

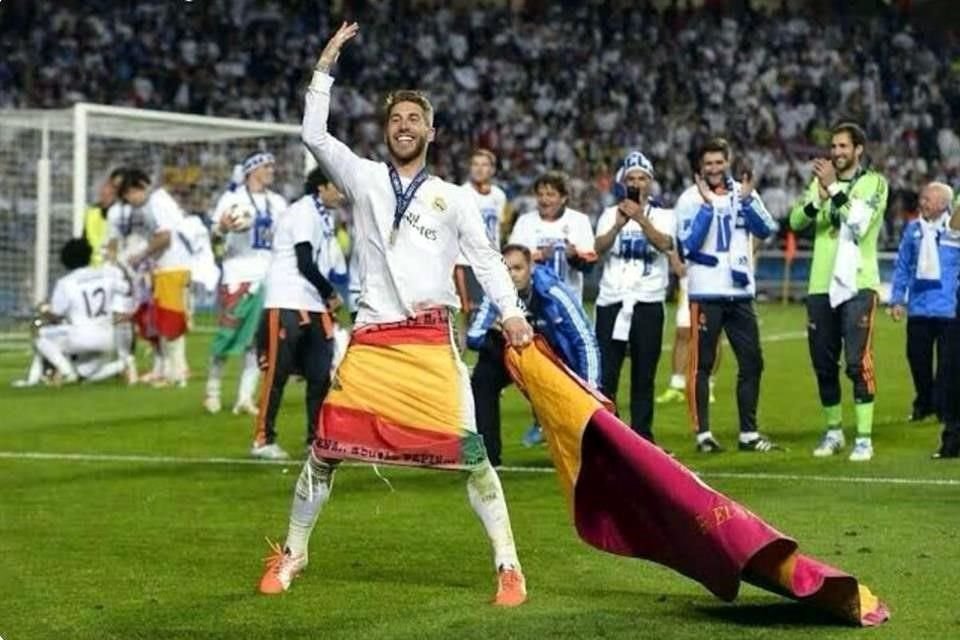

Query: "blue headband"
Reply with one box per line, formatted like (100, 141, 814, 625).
(243, 152, 275, 175)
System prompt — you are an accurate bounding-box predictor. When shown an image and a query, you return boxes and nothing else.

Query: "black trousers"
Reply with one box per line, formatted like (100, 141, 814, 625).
(255, 308, 334, 446)
(941, 311, 960, 437)
(806, 291, 877, 408)
(471, 333, 513, 466)
(595, 301, 664, 441)
(688, 299, 763, 435)
(906, 316, 949, 419)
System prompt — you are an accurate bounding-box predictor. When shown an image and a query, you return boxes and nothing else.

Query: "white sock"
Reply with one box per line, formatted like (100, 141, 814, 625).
(115, 322, 134, 360)
(696, 430, 715, 444)
(85, 359, 126, 382)
(206, 356, 225, 399)
(285, 452, 337, 558)
(466, 460, 519, 570)
(669, 373, 685, 390)
(739, 431, 759, 444)
(151, 345, 165, 378)
(35, 337, 75, 378)
(161, 336, 187, 382)
(827, 428, 844, 439)
(24, 354, 43, 384)
(237, 349, 260, 404)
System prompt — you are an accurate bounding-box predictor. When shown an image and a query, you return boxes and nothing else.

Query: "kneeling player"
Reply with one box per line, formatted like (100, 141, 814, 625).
(468, 244, 600, 466)
(14, 239, 131, 387)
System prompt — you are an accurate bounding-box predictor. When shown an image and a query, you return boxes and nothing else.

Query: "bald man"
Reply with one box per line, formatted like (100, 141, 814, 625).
(933, 191, 960, 458)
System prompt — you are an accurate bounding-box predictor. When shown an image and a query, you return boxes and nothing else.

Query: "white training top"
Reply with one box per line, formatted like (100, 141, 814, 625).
(302, 71, 523, 326)
(211, 186, 288, 285)
(106, 201, 152, 262)
(143, 188, 189, 270)
(264, 194, 340, 312)
(50, 264, 131, 327)
(508, 207, 595, 302)
(595, 204, 677, 306)
(455, 181, 508, 266)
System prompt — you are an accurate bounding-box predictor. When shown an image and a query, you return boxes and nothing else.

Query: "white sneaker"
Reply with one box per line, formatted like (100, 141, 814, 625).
(233, 399, 258, 416)
(813, 431, 845, 457)
(848, 438, 874, 462)
(251, 442, 290, 460)
(203, 395, 222, 414)
(11, 379, 38, 388)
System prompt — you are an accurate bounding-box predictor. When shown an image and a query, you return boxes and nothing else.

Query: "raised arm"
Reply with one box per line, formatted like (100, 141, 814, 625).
(738, 176, 776, 240)
(303, 22, 368, 202)
(788, 178, 825, 232)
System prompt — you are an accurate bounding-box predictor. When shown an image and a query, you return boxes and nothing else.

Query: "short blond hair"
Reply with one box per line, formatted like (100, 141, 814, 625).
(383, 90, 434, 127)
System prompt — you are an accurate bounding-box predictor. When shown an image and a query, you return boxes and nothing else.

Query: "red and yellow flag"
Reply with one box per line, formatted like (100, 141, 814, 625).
(505, 338, 889, 627)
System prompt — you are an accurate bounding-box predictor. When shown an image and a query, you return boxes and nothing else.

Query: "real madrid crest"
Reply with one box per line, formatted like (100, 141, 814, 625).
(432, 196, 447, 213)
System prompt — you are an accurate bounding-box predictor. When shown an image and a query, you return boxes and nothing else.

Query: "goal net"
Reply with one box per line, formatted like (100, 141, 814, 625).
(0, 103, 306, 340)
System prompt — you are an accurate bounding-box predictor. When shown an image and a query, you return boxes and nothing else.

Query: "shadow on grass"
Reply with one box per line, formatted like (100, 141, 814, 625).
(693, 601, 849, 627)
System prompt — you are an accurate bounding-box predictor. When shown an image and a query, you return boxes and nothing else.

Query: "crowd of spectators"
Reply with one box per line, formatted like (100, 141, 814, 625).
(1, 0, 959, 246)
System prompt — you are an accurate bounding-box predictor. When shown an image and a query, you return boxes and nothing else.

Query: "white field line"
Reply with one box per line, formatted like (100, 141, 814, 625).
(0, 450, 956, 487)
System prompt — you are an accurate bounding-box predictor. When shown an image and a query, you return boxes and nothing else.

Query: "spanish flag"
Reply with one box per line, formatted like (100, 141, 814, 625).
(505, 337, 889, 627)
(316, 310, 486, 468)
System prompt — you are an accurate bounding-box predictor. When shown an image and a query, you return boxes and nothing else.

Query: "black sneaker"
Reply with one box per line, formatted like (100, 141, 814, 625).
(932, 431, 959, 459)
(738, 434, 778, 452)
(696, 436, 723, 453)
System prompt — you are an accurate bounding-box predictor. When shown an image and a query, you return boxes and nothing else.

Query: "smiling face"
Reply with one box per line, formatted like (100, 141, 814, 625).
(918, 184, 949, 221)
(385, 100, 434, 164)
(535, 184, 567, 220)
(830, 130, 863, 174)
(700, 151, 729, 189)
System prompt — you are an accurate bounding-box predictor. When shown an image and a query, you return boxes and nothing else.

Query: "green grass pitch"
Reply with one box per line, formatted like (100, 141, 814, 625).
(1, 304, 958, 639)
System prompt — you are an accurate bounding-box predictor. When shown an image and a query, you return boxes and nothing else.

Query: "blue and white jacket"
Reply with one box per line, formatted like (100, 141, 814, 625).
(890, 216, 960, 318)
(675, 179, 777, 300)
(467, 266, 601, 388)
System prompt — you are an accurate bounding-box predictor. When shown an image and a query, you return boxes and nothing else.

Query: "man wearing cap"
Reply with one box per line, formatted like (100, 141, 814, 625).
(204, 151, 288, 416)
(594, 151, 676, 442)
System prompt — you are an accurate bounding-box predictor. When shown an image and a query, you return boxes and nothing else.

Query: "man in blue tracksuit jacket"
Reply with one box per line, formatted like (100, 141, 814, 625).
(468, 243, 601, 465)
(889, 182, 960, 422)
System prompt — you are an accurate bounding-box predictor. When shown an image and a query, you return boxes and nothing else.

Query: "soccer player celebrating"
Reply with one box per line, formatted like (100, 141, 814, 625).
(258, 23, 531, 607)
(250, 167, 345, 460)
(936, 202, 960, 459)
(508, 171, 596, 303)
(454, 148, 508, 342)
(119, 170, 193, 387)
(13, 239, 132, 387)
(467, 244, 600, 465)
(594, 151, 675, 442)
(788, 123, 888, 461)
(204, 151, 288, 416)
(675, 137, 778, 453)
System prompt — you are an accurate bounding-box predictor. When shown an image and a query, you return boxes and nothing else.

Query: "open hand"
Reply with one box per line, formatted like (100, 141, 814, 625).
(694, 173, 717, 204)
(812, 158, 836, 190)
(316, 21, 360, 72)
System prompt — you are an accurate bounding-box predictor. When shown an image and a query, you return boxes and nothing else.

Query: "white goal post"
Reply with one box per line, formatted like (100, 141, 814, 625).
(0, 102, 311, 331)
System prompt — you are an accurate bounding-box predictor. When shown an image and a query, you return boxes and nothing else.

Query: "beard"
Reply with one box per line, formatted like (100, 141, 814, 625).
(388, 134, 427, 163)
(832, 155, 852, 172)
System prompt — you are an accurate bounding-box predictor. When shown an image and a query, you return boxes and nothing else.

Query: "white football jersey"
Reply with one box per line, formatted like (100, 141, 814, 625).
(212, 186, 287, 285)
(595, 204, 677, 305)
(264, 195, 343, 312)
(106, 201, 152, 262)
(508, 207, 595, 301)
(50, 264, 131, 327)
(142, 188, 189, 270)
(455, 182, 507, 266)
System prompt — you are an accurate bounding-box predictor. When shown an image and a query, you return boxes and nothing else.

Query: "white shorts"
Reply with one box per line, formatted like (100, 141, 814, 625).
(675, 276, 691, 329)
(38, 324, 114, 356)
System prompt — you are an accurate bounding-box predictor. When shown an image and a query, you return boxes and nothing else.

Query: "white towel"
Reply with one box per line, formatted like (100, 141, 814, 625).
(916, 216, 943, 282)
(828, 199, 873, 308)
(612, 298, 635, 341)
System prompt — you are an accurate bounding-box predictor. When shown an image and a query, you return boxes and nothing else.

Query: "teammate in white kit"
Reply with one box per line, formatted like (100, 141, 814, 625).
(251, 167, 345, 460)
(119, 170, 192, 387)
(204, 152, 288, 415)
(14, 239, 131, 387)
(258, 22, 531, 607)
(594, 151, 676, 442)
(454, 149, 508, 313)
(508, 171, 596, 303)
